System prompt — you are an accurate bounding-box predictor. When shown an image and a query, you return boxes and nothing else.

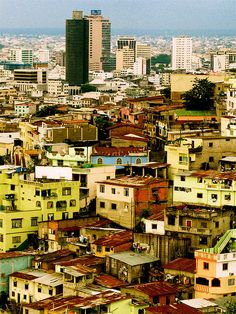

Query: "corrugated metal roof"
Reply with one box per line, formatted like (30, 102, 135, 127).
(94, 274, 128, 288)
(146, 303, 202, 313)
(164, 258, 196, 274)
(33, 250, 74, 263)
(97, 175, 163, 187)
(127, 281, 177, 297)
(108, 251, 159, 266)
(53, 255, 104, 267)
(93, 230, 133, 247)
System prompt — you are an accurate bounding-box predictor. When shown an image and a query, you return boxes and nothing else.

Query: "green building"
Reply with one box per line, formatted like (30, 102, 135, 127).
(66, 11, 89, 86)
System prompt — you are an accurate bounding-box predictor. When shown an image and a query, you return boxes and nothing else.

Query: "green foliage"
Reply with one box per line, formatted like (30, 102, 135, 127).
(183, 78, 215, 110)
(35, 105, 60, 117)
(95, 116, 113, 140)
(225, 302, 236, 313)
(80, 84, 97, 93)
(151, 54, 171, 65)
(161, 87, 171, 99)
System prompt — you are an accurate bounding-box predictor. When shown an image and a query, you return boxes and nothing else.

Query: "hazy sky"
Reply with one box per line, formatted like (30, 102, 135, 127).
(0, 0, 235, 30)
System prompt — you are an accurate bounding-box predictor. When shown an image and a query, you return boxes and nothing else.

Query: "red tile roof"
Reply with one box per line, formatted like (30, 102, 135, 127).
(164, 258, 196, 274)
(146, 303, 202, 313)
(93, 230, 133, 247)
(127, 281, 177, 297)
(108, 122, 143, 130)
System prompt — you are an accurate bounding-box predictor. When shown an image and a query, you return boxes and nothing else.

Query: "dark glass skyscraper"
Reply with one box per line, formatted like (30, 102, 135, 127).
(66, 11, 89, 86)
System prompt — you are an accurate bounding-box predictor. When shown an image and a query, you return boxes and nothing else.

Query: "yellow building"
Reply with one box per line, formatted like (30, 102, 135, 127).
(173, 170, 236, 208)
(195, 229, 236, 299)
(0, 166, 80, 252)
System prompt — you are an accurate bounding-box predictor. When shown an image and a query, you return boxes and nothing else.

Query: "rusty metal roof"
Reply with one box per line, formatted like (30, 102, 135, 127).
(164, 258, 196, 274)
(97, 175, 164, 187)
(24, 291, 129, 311)
(10, 272, 38, 281)
(146, 303, 201, 313)
(0, 252, 31, 260)
(147, 210, 165, 221)
(93, 230, 133, 247)
(127, 281, 177, 297)
(33, 250, 74, 263)
(53, 255, 104, 267)
(94, 274, 128, 288)
(92, 146, 148, 156)
(190, 170, 236, 180)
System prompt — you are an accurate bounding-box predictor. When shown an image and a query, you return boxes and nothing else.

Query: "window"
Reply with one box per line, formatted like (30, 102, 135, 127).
(62, 212, 68, 220)
(197, 178, 203, 183)
(48, 214, 54, 221)
(0, 219, 3, 228)
(10, 184, 15, 191)
(215, 221, 219, 228)
(211, 194, 217, 200)
(49, 289, 53, 296)
(111, 188, 116, 194)
(203, 262, 209, 270)
(56, 201, 67, 209)
(97, 157, 103, 165)
(0, 234, 3, 242)
(57, 160, 63, 166)
(209, 156, 214, 162)
(31, 217, 38, 226)
(225, 194, 231, 201)
(105, 247, 110, 252)
(200, 236, 207, 245)
(116, 158, 122, 165)
(13, 281, 17, 287)
(100, 185, 105, 193)
(23, 295, 27, 300)
(197, 193, 203, 198)
(25, 284, 29, 290)
(100, 201, 105, 208)
(152, 224, 157, 230)
(201, 222, 207, 228)
(186, 220, 192, 227)
(208, 142, 213, 147)
(12, 219, 22, 228)
(35, 189, 40, 196)
(111, 203, 117, 210)
(70, 200, 76, 207)
(47, 201, 53, 209)
(136, 158, 141, 164)
(228, 279, 235, 286)
(38, 287, 42, 293)
(168, 216, 175, 226)
(223, 263, 228, 271)
(12, 292, 15, 297)
(62, 187, 71, 196)
(12, 236, 21, 243)
(36, 201, 41, 207)
(97, 245, 102, 252)
(180, 176, 185, 182)
(124, 188, 129, 196)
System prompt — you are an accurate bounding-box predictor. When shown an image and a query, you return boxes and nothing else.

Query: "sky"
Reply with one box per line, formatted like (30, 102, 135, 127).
(0, 0, 235, 31)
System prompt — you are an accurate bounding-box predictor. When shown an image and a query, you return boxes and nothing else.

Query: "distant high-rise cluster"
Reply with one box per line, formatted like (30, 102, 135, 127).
(171, 36, 192, 71)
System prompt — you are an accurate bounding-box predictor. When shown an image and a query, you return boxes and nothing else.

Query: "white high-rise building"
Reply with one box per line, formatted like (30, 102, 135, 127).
(133, 57, 146, 75)
(172, 36, 192, 71)
(38, 49, 50, 63)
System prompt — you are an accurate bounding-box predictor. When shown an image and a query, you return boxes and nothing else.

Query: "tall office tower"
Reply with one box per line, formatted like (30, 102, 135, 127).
(116, 46, 135, 71)
(66, 11, 89, 86)
(136, 42, 151, 74)
(85, 10, 111, 72)
(171, 36, 192, 71)
(116, 37, 136, 71)
(10, 48, 33, 66)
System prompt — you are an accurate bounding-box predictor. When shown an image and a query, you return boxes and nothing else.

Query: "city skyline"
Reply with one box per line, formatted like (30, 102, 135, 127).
(0, 0, 235, 33)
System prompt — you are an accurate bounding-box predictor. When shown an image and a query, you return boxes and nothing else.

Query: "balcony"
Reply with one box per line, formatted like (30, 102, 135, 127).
(189, 146, 203, 153)
(4, 194, 17, 200)
(180, 226, 211, 235)
(43, 193, 58, 200)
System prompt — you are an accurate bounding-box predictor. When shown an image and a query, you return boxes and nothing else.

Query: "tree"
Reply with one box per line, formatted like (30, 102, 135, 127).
(183, 78, 215, 110)
(161, 87, 171, 100)
(95, 115, 113, 140)
(35, 105, 60, 117)
(151, 54, 171, 66)
(80, 84, 97, 93)
(225, 302, 236, 313)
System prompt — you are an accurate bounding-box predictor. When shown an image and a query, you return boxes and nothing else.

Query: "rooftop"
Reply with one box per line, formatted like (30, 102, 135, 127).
(94, 274, 128, 288)
(93, 230, 133, 247)
(97, 175, 164, 187)
(108, 251, 159, 266)
(146, 303, 202, 313)
(126, 281, 177, 296)
(53, 255, 104, 267)
(33, 249, 74, 263)
(164, 258, 196, 274)
(92, 146, 148, 156)
(181, 298, 217, 309)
